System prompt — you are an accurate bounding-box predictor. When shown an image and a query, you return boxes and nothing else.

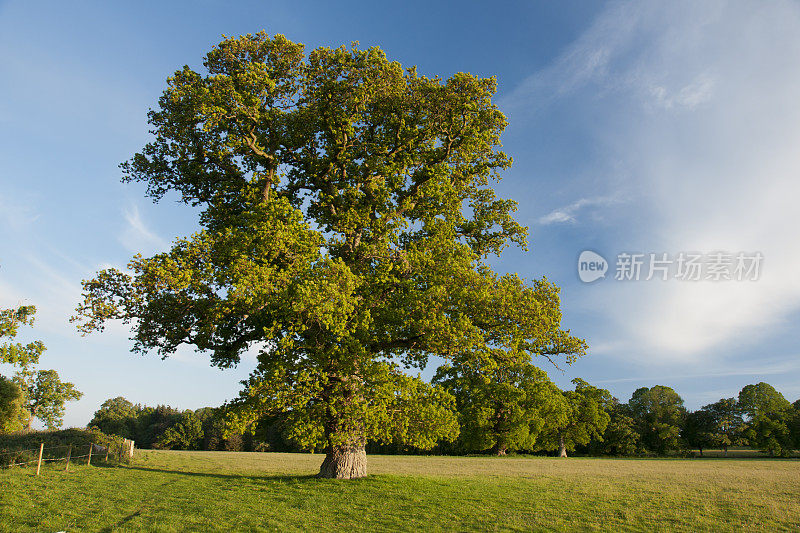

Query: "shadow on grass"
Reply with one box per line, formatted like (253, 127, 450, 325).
(100, 509, 142, 533)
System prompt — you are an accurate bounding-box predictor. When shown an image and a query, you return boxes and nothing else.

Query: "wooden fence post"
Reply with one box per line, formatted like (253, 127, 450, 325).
(36, 443, 43, 476)
(65, 444, 72, 472)
(104, 446, 109, 462)
(87, 444, 93, 466)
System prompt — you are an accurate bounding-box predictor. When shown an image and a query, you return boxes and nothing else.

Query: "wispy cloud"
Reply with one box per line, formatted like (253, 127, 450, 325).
(499, 2, 647, 114)
(513, 0, 800, 360)
(538, 194, 624, 225)
(648, 74, 715, 111)
(119, 204, 168, 255)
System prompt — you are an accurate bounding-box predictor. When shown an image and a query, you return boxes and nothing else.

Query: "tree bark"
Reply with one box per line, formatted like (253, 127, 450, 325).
(318, 444, 367, 479)
(492, 442, 508, 456)
(558, 434, 568, 458)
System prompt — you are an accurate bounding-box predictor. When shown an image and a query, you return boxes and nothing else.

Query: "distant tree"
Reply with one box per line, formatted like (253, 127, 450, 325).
(91, 399, 225, 449)
(72, 32, 585, 479)
(154, 409, 213, 450)
(14, 369, 82, 429)
(738, 383, 794, 457)
(2, 296, 82, 430)
(683, 409, 716, 456)
(628, 386, 686, 454)
(433, 353, 563, 455)
(538, 379, 612, 457)
(133, 405, 184, 448)
(0, 376, 25, 433)
(738, 383, 791, 419)
(90, 397, 138, 439)
(704, 398, 744, 456)
(599, 402, 641, 456)
(790, 400, 800, 450)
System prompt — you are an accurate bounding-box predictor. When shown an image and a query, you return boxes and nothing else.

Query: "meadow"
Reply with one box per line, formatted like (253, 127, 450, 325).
(1, 450, 798, 532)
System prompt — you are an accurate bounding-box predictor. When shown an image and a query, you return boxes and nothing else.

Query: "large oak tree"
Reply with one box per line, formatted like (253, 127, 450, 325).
(74, 33, 584, 478)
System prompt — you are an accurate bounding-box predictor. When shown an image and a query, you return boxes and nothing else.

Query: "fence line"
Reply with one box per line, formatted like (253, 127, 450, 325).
(0, 439, 135, 475)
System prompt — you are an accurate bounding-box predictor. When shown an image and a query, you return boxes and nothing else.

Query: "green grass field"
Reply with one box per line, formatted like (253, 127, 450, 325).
(2, 450, 799, 532)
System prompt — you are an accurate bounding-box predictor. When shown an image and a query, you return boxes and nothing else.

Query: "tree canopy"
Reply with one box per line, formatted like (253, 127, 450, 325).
(1, 304, 45, 371)
(433, 352, 563, 455)
(1, 294, 82, 431)
(73, 33, 585, 478)
(538, 378, 612, 457)
(628, 385, 685, 455)
(738, 383, 794, 456)
(15, 369, 83, 429)
(0, 376, 24, 433)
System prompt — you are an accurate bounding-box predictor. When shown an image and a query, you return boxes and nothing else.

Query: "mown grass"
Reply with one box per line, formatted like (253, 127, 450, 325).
(1, 450, 798, 532)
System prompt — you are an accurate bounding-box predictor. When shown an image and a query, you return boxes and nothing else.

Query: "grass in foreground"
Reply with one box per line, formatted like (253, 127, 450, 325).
(1, 450, 799, 532)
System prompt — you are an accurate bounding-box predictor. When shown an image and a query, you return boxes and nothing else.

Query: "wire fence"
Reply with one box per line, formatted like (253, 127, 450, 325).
(0, 439, 135, 475)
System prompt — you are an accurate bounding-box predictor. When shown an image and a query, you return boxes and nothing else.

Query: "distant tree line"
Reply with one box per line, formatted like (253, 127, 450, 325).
(91, 377, 800, 458)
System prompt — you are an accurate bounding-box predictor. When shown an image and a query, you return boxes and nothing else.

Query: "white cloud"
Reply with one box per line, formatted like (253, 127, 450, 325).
(119, 204, 168, 255)
(538, 195, 624, 225)
(649, 74, 715, 111)
(516, 0, 800, 361)
(499, 2, 648, 113)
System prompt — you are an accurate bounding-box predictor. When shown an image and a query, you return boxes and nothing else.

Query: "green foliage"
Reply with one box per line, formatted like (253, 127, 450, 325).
(0, 427, 123, 451)
(0, 427, 130, 467)
(683, 409, 717, 455)
(1, 298, 82, 430)
(73, 32, 584, 460)
(702, 398, 744, 453)
(538, 378, 612, 455)
(89, 396, 138, 439)
(0, 304, 45, 369)
(627, 385, 686, 455)
(597, 402, 641, 456)
(230, 361, 459, 451)
(433, 353, 563, 454)
(123, 404, 183, 449)
(0, 376, 25, 433)
(89, 398, 252, 451)
(155, 409, 212, 450)
(738, 382, 791, 419)
(14, 369, 82, 429)
(738, 383, 794, 456)
(742, 414, 794, 457)
(790, 400, 800, 449)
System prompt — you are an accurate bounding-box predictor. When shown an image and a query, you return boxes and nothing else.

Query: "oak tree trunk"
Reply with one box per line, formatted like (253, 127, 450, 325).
(492, 442, 508, 456)
(318, 444, 367, 479)
(558, 434, 567, 458)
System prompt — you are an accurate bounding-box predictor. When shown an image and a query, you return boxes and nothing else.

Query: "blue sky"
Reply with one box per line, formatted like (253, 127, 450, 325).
(2, 0, 800, 428)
